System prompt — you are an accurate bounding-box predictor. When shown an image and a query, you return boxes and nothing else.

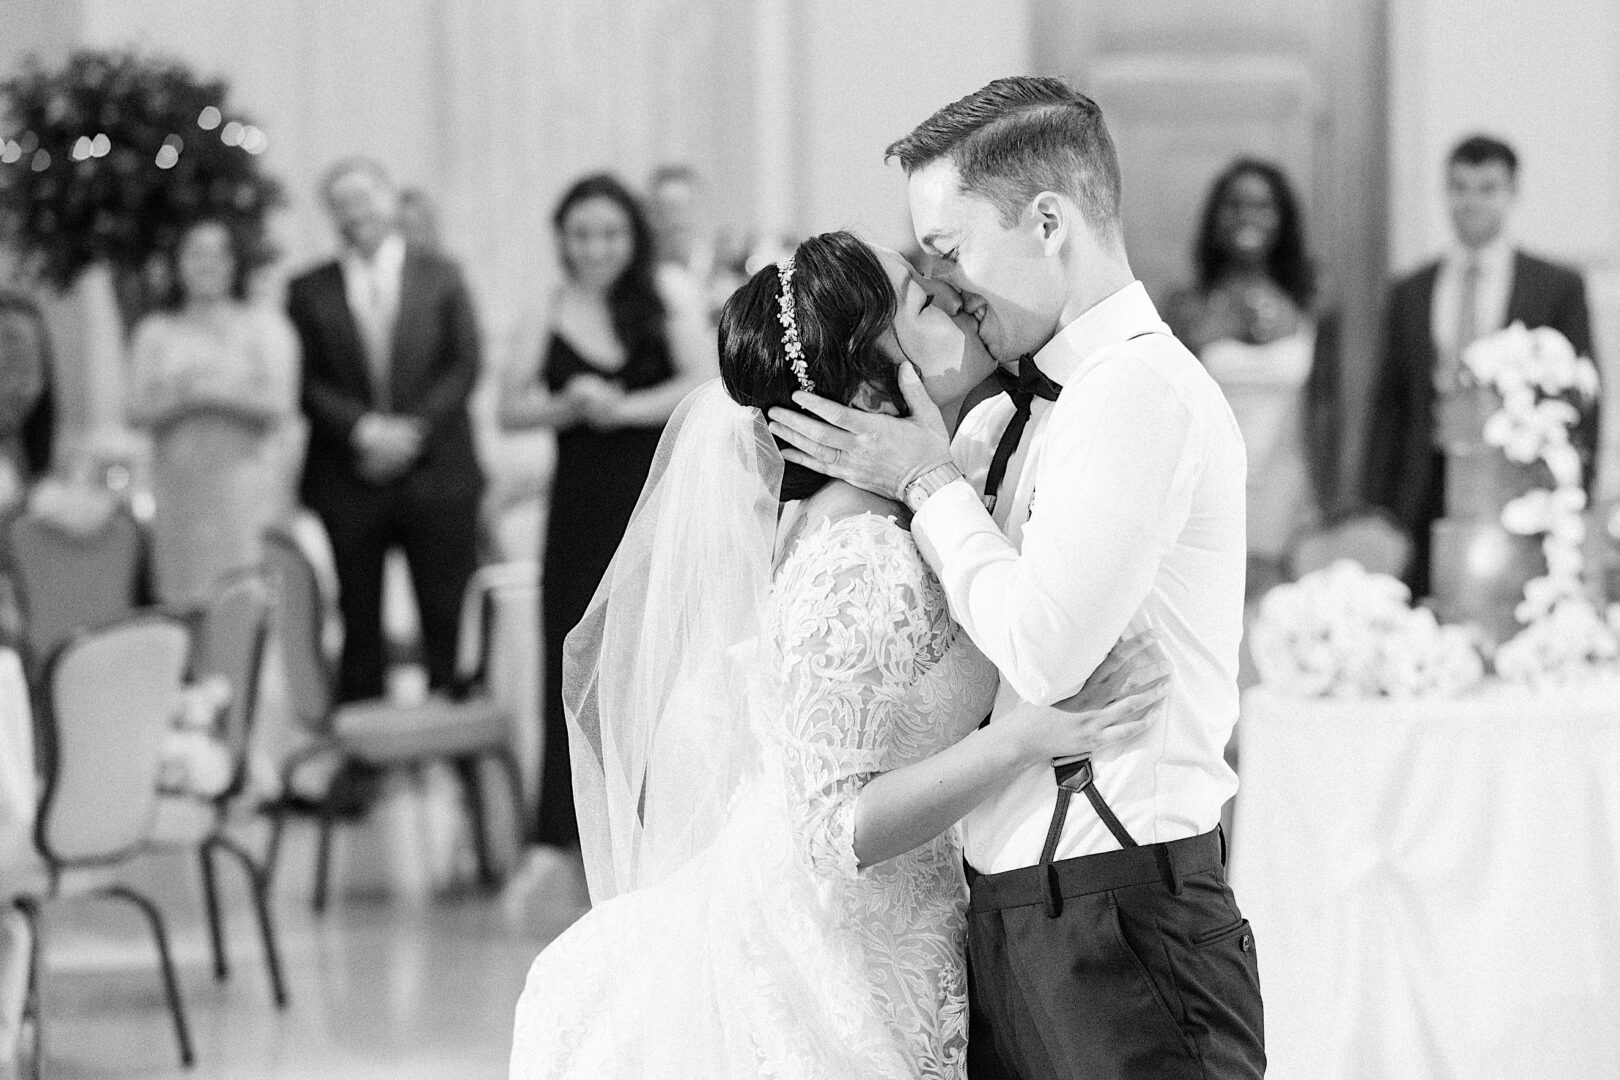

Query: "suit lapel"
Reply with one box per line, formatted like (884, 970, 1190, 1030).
(319, 262, 378, 406)
(1413, 261, 1441, 351)
(389, 248, 430, 404)
(1505, 250, 1534, 323)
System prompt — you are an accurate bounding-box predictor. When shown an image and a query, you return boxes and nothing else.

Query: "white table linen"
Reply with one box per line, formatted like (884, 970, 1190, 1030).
(1231, 679, 1620, 1079)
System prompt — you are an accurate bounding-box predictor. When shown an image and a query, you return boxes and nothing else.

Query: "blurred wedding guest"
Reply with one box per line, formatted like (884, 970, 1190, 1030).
(646, 164, 744, 319)
(0, 292, 55, 510)
(289, 158, 484, 702)
(398, 186, 442, 253)
(1166, 158, 1341, 597)
(127, 219, 299, 607)
(1364, 134, 1597, 597)
(498, 173, 714, 859)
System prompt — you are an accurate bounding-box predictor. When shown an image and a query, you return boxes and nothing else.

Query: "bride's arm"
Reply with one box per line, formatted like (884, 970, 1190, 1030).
(851, 686, 1161, 869)
(779, 545, 1164, 878)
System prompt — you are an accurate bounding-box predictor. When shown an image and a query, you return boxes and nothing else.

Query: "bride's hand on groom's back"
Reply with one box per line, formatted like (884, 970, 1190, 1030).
(997, 631, 1171, 765)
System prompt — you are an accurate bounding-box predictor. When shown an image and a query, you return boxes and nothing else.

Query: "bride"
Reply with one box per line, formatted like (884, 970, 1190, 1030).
(510, 231, 1169, 1079)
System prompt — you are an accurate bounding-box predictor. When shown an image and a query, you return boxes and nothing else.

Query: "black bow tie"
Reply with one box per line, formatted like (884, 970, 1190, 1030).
(983, 357, 1061, 514)
(994, 358, 1063, 405)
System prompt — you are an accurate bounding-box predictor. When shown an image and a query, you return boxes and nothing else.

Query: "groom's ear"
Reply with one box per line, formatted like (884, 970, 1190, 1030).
(1029, 191, 1069, 254)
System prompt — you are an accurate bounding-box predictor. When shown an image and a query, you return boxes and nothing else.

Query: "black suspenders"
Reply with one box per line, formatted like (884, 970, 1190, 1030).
(982, 334, 1165, 918)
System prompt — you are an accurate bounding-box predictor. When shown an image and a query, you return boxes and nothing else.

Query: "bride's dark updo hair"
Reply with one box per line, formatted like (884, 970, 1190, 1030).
(719, 230, 909, 502)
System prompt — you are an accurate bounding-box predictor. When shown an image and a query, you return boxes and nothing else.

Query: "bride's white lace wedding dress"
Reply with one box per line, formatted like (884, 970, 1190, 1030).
(510, 511, 998, 1079)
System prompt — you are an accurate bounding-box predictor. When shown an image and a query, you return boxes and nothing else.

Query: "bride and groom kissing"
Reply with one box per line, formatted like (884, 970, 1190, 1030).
(511, 76, 1265, 1080)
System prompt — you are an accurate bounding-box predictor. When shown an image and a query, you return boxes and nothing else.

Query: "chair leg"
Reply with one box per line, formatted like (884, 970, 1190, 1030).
(198, 843, 228, 982)
(11, 898, 42, 1080)
(313, 781, 340, 915)
(212, 837, 289, 1009)
(493, 746, 528, 849)
(99, 886, 195, 1069)
(454, 757, 497, 889)
(264, 796, 288, 886)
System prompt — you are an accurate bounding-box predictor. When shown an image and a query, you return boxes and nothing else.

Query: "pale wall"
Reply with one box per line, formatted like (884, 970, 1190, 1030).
(1388, 0, 1620, 271)
(798, 1, 1032, 249)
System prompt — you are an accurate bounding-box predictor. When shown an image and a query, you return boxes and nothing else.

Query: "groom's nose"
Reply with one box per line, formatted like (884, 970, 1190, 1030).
(922, 277, 965, 316)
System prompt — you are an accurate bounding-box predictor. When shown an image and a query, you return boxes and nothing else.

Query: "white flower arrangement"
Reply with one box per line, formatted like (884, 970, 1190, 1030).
(1461, 323, 1611, 682)
(1493, 598, 1620, 687)
(1250, 560, 1484, 699)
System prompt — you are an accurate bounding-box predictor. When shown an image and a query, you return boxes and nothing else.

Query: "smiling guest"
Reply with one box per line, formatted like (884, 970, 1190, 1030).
(1364, 134, 1598, 598)
(498, 173, 715, 868)
(289, 158, 485, 706)
(1165, 159, 1341, 600)
(129, 219, 300, 606)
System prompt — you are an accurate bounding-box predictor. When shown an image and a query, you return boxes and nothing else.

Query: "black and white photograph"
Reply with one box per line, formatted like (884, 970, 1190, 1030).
(0, 1, 1615, 1078)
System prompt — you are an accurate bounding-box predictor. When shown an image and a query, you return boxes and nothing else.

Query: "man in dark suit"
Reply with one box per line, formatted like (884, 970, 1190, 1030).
(1364, 134, 1598, 597)
(289, 158, 484, 703)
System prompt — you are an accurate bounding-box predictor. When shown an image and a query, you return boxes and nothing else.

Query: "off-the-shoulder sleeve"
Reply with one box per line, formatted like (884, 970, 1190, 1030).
(771, 517, 939, 882)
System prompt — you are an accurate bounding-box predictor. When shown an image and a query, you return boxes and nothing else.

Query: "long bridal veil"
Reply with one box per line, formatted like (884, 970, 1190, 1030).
(561, 378, 783, 901)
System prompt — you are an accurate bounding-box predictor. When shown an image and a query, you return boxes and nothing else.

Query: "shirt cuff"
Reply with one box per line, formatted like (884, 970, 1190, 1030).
(912, 476, 993, 573)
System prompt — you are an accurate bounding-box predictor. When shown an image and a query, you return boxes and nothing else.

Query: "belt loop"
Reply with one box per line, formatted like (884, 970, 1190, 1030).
(1043, 862, 1063, 919)
(1154, 844, 1183, 896)
(1218, 823, 1228, 867)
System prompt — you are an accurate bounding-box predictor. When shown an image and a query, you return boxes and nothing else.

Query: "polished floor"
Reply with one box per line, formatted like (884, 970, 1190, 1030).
(29, 806, 590, 1079)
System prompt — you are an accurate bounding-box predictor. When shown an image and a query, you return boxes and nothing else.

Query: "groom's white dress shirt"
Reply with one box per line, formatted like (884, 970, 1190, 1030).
(913, 281, 1249, 874)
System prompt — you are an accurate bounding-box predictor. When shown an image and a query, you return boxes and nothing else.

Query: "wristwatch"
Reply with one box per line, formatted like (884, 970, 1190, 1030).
(903, 461, 965, 514)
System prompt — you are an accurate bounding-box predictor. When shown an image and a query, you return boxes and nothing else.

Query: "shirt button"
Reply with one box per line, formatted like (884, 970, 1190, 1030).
(1240, 934, 1253, 952)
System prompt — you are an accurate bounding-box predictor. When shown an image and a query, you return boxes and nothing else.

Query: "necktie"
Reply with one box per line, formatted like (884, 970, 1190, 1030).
(982, 357, 1062, 514)
(357, 262, 393, 409)
(1438, 256, 1483, 394)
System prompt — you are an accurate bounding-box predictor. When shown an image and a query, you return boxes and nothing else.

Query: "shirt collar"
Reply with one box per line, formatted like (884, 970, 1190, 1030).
(1447, 233, 1513, 275)
(343, 232, 406, 276)
(1031, 280, 1170, 386)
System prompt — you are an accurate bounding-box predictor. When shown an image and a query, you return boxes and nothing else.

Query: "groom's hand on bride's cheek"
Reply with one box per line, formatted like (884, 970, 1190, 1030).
(767, 365, 951, 501)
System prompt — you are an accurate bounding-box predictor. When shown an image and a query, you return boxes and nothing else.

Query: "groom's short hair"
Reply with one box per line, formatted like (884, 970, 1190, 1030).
(886, 76, 1124, 251)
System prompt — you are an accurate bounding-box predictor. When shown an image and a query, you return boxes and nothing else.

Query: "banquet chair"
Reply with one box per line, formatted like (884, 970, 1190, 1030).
(9, 613, 195, 1070)
(3, 503, 142, 680)
(261, 529, 525, 914)
(154, 567, 287, 1007)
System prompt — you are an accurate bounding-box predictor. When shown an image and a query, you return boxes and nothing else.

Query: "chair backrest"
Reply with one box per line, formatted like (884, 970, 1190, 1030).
(35, 613, 190, 866)
(6, 506, 142, 674)
(453, 560, 538, 690)
(0, 647, 34, 835)
(193, 567, 273, 797)
(263, 528, 333, 730)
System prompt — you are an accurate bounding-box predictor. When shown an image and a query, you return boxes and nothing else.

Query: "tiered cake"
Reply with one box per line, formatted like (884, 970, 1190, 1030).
(1428, 384, 1547, 646)
(1429, 383, 1616, 647)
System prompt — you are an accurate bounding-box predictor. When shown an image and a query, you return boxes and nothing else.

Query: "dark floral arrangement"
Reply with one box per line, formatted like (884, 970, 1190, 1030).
(0, 48, 282, 318)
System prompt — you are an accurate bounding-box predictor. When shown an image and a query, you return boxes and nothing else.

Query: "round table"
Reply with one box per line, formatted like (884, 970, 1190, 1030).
(1230, 677, 1620, 1079)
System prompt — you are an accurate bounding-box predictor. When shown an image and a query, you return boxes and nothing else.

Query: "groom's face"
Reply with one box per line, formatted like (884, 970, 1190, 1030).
(908, 159, 1058, 366)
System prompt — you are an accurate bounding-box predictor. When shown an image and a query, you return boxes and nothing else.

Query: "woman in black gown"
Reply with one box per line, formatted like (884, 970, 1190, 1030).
(499, 173, 714, 857)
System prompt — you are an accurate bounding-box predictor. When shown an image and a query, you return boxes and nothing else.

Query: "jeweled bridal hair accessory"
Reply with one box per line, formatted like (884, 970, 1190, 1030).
(777, 256, 814, 394)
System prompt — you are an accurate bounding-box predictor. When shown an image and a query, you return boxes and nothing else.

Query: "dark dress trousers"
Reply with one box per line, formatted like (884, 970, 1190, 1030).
(1362, 251, 1597, 598)
(289, 245, 486, 702)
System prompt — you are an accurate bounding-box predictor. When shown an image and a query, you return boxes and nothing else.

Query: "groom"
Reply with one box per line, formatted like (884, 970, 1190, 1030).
(770, 78, 1263, 1079)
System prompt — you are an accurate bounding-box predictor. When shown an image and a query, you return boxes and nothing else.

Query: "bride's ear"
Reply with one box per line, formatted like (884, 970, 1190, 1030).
(850, 381, 900, 417)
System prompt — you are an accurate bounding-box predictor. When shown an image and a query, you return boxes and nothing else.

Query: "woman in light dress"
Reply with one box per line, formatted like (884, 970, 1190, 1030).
(1166, 159, 1341, 600)
(127, 219, 300, 607)
(509, 231, 1167, 1079)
